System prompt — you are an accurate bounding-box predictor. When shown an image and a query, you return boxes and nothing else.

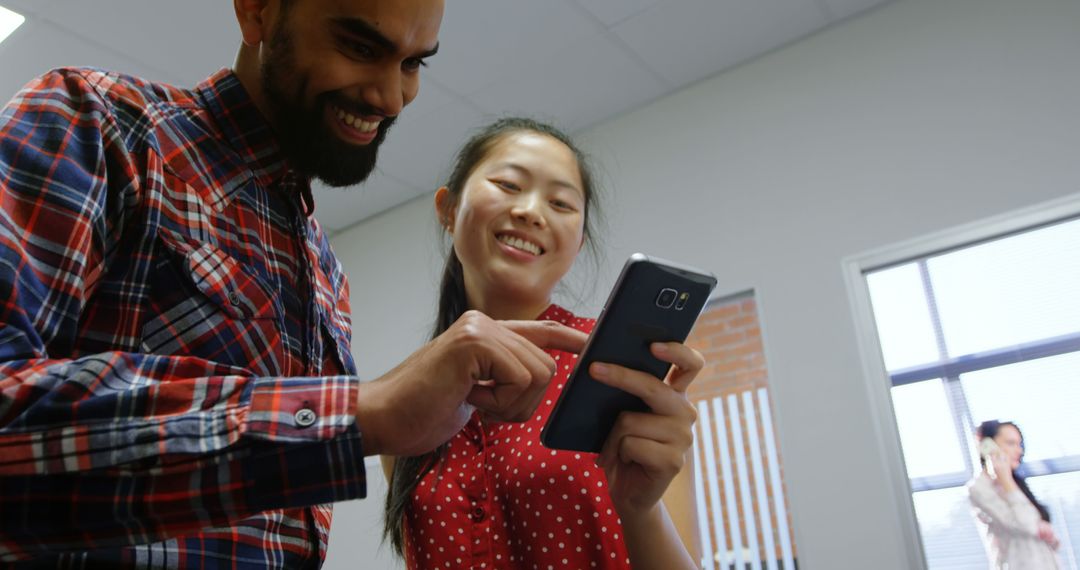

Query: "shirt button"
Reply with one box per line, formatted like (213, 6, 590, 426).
(470, 506, 486, 523)
(294, 408, 317, 428)
(227, 291, 241, 306)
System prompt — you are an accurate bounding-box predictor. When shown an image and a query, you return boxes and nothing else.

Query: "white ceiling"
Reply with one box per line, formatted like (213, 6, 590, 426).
(0, 0, 889, 233)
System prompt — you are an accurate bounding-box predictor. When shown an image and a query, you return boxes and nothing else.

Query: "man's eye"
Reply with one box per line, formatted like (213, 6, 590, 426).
(349, 42, 375, 59)
(403, 58, 429, 72)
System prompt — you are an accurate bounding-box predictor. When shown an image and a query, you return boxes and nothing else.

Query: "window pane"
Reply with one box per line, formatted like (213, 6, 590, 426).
(912, 486, 989, 570)
(867, 263, 940, 371)
(1027, 471, 1080, 567)
(961, 351, 1080, 462)
(914, 477, 1080, 570)
(891, 380, 965, 478)
(928, 218, 1080, 356)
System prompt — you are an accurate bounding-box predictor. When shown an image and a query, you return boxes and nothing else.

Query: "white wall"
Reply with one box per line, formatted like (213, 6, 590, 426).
(325, 0, 1080, 567)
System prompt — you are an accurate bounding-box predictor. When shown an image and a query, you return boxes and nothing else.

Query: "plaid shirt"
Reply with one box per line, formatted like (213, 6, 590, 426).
(0, 68, 367, 568)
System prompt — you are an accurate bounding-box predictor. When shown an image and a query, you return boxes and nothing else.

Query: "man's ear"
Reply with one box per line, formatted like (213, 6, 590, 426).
(434, 187, 456, 232)
(234, 0, 272, 47)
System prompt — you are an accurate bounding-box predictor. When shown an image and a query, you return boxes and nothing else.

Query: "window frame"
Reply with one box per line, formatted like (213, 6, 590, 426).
(843, 191, 1080, 569)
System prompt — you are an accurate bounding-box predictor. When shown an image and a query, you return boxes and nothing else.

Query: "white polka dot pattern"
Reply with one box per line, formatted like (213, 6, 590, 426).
(404, 305, 631, 569)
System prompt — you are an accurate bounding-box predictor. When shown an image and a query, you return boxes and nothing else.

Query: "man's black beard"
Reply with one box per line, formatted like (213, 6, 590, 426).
(260, 28, 396, 187)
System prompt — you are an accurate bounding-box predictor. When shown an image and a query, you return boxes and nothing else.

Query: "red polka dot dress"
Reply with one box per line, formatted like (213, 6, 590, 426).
(404, 305, 631, 569)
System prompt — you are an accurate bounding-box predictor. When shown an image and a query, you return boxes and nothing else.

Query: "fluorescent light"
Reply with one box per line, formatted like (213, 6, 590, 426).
(0, 5, 25, 45)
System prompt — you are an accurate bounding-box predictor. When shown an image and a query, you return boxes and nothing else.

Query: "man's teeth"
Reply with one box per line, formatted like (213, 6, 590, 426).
(498, 235, 542, 255)
(334, 107, 379, 133)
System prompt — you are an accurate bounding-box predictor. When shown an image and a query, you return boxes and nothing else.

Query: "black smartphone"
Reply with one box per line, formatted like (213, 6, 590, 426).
(540, 253, 717, 453)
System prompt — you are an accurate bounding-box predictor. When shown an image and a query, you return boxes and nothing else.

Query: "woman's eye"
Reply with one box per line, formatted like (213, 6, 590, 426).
(551, 199, 576, 211)
(495, 180, 520, 192)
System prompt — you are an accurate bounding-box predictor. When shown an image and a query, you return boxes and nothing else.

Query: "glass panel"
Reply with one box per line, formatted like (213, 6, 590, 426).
(1027, 471, 1080, 568)
(928, 217, 1080, 356)
(866, 263, 941, 371)
(914, 477, 1080, 570)
(891, 380, 966, 478)
(961, 351, 1080, 462)
(912, 486, 989, 570)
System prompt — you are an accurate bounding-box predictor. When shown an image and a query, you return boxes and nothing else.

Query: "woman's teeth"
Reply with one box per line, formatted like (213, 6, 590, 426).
(498, 234, 542, 255)
(334, 106, 379, 133)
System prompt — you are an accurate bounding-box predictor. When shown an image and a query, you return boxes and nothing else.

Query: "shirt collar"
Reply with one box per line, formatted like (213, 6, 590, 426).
(195, 68, 292, 190)
(538, 303, 572, 323)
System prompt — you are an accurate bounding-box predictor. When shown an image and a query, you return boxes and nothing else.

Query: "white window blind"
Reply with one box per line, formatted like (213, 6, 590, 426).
(694, 389, 796, 570)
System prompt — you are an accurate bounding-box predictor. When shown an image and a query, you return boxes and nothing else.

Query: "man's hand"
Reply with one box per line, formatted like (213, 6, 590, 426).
(354, 311, 588, 457)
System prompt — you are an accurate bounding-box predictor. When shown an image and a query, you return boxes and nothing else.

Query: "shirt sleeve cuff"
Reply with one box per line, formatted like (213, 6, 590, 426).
(245, 375, 360, 443)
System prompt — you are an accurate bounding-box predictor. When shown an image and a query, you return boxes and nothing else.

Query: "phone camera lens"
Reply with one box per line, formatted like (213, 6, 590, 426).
(656, 288, 677, 308)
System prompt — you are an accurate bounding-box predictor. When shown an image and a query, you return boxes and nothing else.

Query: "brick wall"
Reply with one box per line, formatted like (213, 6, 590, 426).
(687, 295, 768, 401)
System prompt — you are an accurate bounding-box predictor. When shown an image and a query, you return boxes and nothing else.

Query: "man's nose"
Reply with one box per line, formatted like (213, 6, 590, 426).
(362, 64, 405, 117)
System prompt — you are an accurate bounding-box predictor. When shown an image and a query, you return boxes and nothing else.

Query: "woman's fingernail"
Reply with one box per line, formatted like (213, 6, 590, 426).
(591, 363, 609, 378)
(652, 343, 668, 355)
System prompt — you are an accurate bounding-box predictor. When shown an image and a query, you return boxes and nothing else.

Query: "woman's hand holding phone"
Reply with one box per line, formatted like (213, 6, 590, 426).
(590, 340, 705, 518)
(986, 448, 1015, 483)
(980, 437, 1021, 496)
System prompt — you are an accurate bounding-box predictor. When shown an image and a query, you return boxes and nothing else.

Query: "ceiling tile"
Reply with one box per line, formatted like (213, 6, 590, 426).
(820, 0, 890, 21)
(612, 0, 829, 86)
(467, 32, 668, 132)
(402, 75, 458, 120)
(423, 0, 596, 95)
(373, 99, 486, 192)
(311, 172, 425, 232)
(571, 0, 663, 27)
(0, 19, 166, 103)
(35, 0, 235, 87)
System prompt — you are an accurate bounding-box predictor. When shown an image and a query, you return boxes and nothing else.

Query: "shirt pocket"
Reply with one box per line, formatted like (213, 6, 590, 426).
(141, 228, 285, 374)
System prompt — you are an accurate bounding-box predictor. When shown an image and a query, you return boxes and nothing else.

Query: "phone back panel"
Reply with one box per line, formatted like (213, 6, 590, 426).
(541, 254, 716, 453)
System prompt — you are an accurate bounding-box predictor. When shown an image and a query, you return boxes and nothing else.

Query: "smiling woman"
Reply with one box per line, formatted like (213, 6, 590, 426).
(442, 128, 588, 322)
(0, 4, 25, 44)
(380, 117, 704, 570)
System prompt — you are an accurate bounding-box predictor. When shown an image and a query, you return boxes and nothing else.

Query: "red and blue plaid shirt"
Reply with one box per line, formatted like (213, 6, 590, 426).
(0, 68, 367, 568)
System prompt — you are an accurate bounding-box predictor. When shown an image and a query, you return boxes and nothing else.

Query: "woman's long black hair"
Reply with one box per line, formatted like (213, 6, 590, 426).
(977, 420, 1051, 522)
(382, 117, 601, 556)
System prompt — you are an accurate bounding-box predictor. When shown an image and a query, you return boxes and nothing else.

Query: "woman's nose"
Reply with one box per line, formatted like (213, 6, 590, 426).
(511, 195, 546, 228)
